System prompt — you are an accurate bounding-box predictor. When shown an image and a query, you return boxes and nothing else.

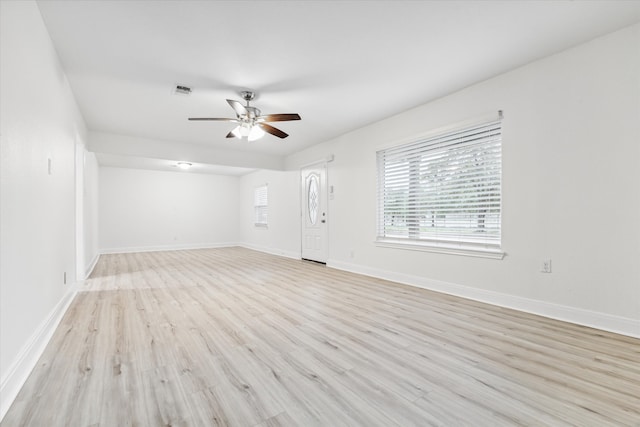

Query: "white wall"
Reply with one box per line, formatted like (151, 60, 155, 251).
(0, 0, 89, 417)
(99, 167, 240, 252)
(246, 24, 640, 336)
(239, 170, 300, 258)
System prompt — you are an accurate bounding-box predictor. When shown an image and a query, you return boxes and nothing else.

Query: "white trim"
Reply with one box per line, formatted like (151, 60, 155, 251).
(239, 243, 300, 260)
(375, 239, 505, 260)
(84, 252, 100, 279)
(327, 259, 640, 339)
(99, 242, 239, 255)
(0, 284, 78, 421)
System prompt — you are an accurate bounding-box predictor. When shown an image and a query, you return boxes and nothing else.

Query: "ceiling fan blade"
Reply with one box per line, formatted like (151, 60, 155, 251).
(227, 99, 247, 116)
(188, 117, 237, 122)
(227, 126, 240, 138)
(259, 113, 301, 122)
(259, 123, 289, 139)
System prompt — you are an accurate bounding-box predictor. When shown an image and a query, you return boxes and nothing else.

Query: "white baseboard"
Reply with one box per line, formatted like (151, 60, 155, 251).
(327, 259, 640, 339)
(100, 242, 239, 255)
(238, 243, 301, 260)
(84, 252, 100, 279)
(0, 284, 78, 421)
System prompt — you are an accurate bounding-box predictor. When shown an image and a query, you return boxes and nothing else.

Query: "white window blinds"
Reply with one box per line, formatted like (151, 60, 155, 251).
(377, 118, 502, 251)
(254, 185, 268, 226)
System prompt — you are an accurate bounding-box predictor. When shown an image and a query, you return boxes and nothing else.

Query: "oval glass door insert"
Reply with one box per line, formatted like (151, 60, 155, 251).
(308, 174, 319, 224)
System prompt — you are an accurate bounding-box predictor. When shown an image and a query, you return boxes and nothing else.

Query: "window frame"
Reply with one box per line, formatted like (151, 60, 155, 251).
(254, 184, 268, 228)
(375, 114, 505, 259)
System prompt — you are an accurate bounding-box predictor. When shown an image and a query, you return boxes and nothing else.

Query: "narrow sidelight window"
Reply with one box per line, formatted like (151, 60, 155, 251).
(254, 184, 268, 227)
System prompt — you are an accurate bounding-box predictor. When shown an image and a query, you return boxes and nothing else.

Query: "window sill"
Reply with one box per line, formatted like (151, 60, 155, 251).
(375, 238, 505, 260)
(254, 223, 268, 229)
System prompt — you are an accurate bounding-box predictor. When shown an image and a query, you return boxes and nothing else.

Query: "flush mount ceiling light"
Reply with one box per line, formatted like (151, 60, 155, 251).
(176, 162, 192, 170)
(189, 91, 301, 141)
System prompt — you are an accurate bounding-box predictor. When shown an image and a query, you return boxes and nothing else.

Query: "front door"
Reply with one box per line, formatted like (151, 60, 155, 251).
(301, 162, 328, 263)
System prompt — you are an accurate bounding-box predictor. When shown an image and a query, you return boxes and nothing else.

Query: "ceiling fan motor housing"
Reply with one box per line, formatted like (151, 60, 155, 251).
(242, 106, 261, 120)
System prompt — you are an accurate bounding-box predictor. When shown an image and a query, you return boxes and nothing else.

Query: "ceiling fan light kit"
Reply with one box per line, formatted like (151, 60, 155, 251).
(189, 91, 301, 141)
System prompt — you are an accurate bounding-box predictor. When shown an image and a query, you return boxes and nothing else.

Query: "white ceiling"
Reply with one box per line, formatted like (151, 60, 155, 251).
(37, 0, 640, 173)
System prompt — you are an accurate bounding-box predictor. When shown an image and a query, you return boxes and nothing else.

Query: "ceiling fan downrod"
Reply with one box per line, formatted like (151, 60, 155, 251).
(240, 90, 255, 106)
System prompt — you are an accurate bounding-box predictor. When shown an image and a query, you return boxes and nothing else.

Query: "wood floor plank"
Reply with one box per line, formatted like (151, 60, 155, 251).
(2, 247, 639, 426)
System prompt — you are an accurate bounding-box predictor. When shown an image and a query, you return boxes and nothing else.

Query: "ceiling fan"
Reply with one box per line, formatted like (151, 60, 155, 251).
(188, 91, 301, 141)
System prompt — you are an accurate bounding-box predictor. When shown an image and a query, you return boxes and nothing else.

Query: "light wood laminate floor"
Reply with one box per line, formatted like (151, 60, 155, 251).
(3, 247, 639, 426)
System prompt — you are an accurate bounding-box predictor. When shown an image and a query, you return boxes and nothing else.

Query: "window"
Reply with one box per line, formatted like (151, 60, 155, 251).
(376, 116, 502, 257)
(254, 184, 268, 227)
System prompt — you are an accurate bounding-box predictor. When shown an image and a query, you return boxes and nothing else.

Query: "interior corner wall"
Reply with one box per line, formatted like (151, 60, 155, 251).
(0, 0, 88, 417)
(239, 169, 301, 259)
(98, 167, 240, 253)
(284, 24, 640, 336)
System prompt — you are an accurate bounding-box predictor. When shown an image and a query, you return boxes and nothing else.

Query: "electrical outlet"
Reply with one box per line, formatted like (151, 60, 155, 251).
(541, 259, 552, 273)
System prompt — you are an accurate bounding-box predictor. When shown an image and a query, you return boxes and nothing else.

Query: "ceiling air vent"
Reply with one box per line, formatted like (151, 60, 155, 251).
(174, 84, 192, 96)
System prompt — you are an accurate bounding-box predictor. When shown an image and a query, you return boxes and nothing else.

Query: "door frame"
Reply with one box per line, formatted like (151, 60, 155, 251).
(300, 160, 329, 263)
